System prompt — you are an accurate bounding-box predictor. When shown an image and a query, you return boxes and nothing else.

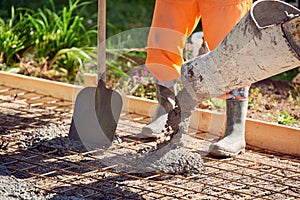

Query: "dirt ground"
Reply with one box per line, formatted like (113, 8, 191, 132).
(199, 78, 300, 128)
(247, 79, 300, 127)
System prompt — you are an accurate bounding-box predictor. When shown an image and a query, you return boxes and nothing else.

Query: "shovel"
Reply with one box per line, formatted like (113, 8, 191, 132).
(69, 0, 122, 150)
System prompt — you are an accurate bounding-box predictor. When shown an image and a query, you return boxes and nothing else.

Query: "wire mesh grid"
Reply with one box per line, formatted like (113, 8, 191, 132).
(0, 84, 299, 199)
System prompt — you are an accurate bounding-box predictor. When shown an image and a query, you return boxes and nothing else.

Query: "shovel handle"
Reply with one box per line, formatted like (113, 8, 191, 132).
(97, 0, 106, 82)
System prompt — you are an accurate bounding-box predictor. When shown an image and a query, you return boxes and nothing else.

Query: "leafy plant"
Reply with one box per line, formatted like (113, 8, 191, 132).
(275, 110, 297, 126)
(116, 65, 156, 99)
(248, 87, 264, 110)
(50, 46, 96, 82)
(26, 0, 96, 59)
(1, 0, 155, 38)
(272, 68, 299, 82)
(1, 0, 98, 82)
(0, 7, 27, 65)
(206, 98, 226, 110)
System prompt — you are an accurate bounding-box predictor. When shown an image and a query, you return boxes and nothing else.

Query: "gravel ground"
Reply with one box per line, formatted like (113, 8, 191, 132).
(12, 124, 83, 152)
(1, 85, 299, 199)
(1, 124, 203, 199)
(2, 122, 297, 200)
(0, 165, 83, 200)
(1, 123, 299, 199)
(0, 124, 85, 200)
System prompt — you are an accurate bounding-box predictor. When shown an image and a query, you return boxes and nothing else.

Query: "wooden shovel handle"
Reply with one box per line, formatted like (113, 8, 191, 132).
(97, 0, 106, 82)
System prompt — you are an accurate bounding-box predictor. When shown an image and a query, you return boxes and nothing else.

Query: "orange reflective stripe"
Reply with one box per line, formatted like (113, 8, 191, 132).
(146, 0, 200, 82)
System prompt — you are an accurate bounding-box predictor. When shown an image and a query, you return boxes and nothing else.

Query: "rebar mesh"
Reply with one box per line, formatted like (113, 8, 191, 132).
(0, 84, 299, 199)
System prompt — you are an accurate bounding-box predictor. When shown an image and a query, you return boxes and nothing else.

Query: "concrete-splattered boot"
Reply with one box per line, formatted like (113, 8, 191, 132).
(139, 83, 176, 138)
(209, 99, 248, 157)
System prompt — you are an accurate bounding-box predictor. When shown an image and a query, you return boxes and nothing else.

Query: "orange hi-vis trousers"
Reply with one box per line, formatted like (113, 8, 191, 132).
(145, 0, 252, 99)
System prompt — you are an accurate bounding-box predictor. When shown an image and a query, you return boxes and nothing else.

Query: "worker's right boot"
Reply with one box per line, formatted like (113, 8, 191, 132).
(209, 98, 248, 157)
(139, 83, 176, 138)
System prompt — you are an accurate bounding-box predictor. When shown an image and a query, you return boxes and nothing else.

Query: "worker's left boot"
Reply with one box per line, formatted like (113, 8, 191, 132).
(139, 83, 176, 138)
(209, 98, 248, 157)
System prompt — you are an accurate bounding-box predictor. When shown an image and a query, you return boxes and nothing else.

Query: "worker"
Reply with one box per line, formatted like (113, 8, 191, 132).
(141, 0, 252, 157)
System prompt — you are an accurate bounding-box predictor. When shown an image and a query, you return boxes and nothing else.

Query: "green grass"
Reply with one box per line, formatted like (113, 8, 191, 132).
(0, 0, 97, 83)
(0, 0, 153, 84)
(275, 110, 298, 126)
(0, 7, 27, 65)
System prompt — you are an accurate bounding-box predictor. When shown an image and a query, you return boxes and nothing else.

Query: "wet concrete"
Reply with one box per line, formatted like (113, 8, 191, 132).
(134, 87, 203, 175)
(0, 165, 83, 200)
(146, 146, 203, 175)
(6, 123, 203, 179)
(137, 129, 203, 175)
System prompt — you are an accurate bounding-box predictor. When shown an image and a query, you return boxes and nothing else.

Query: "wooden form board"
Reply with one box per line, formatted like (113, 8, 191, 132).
(0, 71, 82, 102)
(0, 71, 299, 156)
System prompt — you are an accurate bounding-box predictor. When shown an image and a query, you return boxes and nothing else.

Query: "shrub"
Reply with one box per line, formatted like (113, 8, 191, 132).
(0, 7, 28, 66)
(1, 0, 97, 83)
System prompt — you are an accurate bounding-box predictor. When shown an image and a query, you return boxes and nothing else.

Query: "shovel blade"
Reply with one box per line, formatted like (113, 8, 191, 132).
(69, 80, 122, 150)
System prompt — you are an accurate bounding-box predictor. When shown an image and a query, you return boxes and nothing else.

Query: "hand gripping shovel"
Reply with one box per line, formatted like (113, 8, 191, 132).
(69, 0, 122, 150)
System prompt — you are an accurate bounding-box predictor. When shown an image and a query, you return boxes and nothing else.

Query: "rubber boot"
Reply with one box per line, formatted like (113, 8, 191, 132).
(209, 99, 248, 157)
(139, 84, 176, 138)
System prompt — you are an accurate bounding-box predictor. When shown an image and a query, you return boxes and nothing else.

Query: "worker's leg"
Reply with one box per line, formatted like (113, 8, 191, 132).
(209, 87, 249, 157)
(198, 0, 252, 157)
(146, 0, 201, 82)
(141, 0, 201, 137)
(199, 0, 252, 50)
(140, 80, 177, 138)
